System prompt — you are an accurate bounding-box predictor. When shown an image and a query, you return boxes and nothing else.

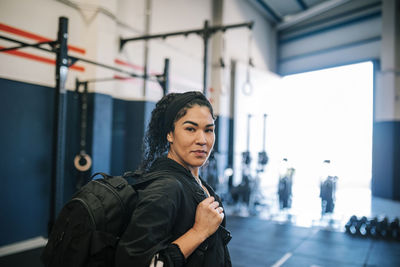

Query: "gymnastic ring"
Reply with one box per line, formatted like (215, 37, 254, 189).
(74, 153, 92, 171)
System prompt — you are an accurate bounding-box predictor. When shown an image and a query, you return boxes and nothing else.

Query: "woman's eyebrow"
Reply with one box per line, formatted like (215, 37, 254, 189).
(182, 120, 198, 126)
(182, 121, 215, 127)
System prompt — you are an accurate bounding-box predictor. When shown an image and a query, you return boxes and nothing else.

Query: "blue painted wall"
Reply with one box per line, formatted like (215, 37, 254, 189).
(372, 121, 400, 200)
(214, 115, 234, 176)
(91, 93, 113, 175)
(0, 78, 152, 246)
(0, 78, 55, 246)
(111, 99, 155, 175)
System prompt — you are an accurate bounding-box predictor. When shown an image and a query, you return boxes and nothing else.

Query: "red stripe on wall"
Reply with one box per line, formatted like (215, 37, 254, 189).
(114, 59, 144, 71)
(113, 74, 138, 82)
(0, 45, 85, 72)
(0, 23, 86, 54)
(114, 59, 161, 76)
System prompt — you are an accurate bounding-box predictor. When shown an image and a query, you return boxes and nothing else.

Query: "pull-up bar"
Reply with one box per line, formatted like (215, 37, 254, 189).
(0, 17, 169, 234)
(0, 35, 151, 80)
(120, 20, 254, 94)
(1, 34, 170, 95)
(0, 37, 56, 52)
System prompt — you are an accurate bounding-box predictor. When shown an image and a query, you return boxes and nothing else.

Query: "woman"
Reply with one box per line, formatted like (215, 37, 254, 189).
(115, 91, 232, 267)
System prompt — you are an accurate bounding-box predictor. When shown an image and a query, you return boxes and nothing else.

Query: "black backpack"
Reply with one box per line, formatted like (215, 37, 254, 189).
(41, 171, 160, 267)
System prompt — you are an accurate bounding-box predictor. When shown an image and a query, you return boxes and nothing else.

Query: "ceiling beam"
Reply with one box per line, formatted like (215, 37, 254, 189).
(296, 0, 308, 10)
(254, 0, 283, 23)
(277, 0, 352, 31)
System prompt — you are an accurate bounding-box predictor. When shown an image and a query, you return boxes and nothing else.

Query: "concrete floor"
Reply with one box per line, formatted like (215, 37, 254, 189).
(1, 185, 399, 267)
(224, 183, 400, 266)
(227, 215, 400, 267)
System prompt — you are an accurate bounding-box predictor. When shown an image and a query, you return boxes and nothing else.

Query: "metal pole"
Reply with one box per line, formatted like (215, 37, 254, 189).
(262, 114, 267, 150)
(163, 58, 169, 95)
(143, 0, 152, 97)
(0, 35, 146, 80)
(119, 21, 253, 46)
(119, 20, 254, 95)
(246, 114, 251, 151)
(0, 40, 56, 52)
(203, 20, 209, 95)
(49, 16, 69, 234)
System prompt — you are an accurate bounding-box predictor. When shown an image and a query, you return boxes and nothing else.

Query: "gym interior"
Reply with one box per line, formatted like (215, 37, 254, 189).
(0, 0, 399, 266)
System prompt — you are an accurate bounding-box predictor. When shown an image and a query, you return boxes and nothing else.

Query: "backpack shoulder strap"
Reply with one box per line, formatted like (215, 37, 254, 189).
(146, 170, 206, 204)
(123, 170, 165, 186)
(91, 172, 112, 179)
(123, 169, 204, 203)
(91, 172, 130, 189)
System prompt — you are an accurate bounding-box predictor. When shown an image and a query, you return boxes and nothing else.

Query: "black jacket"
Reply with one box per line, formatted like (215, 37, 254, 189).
(115, 157, 232, 267)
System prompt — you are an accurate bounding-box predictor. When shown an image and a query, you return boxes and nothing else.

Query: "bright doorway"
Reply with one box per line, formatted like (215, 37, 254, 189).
(267, 61, 374, 226)
(277, 61, 374, 189)
(231, 61, 374, 226)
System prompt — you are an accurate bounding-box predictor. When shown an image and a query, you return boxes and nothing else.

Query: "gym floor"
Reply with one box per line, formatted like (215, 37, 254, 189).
(224, 185, 400, 267)
(227, 216, 400, 267)
(1, 189, 399, 267)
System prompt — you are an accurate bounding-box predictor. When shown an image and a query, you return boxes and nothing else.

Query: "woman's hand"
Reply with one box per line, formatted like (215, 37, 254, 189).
(172, 197, 224, 258)
(192, 197, 224, 239)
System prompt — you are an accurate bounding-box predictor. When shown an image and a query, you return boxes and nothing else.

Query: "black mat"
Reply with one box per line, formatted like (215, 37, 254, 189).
(0, 247, 44, 267)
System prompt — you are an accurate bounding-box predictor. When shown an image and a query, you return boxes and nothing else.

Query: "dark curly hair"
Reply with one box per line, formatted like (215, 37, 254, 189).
(139, 91, 215, 172)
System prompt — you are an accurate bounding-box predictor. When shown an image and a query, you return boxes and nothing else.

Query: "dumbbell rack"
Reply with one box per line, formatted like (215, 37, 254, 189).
(345, 215, 400, 241)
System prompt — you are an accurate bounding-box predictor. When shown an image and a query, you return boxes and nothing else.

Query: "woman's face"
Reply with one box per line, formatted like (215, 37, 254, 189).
(167, 105, 215, 174)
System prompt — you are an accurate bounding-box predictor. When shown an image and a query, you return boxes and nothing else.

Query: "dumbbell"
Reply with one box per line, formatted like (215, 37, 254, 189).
(376, 217, 390, 239)
(366, 217, 378, 238)
(356, 216, 368, 237)
(345, 215, 358, 235)
(390, 217, 400, 240)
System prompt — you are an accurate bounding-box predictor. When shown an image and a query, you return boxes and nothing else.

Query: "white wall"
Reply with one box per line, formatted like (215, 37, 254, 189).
(209, 0, 276, 117)
(232, 62, 281, 185)
(0, 0, 277, 113)
(223, 0, 276, 72)
(0, 0, 90, 88)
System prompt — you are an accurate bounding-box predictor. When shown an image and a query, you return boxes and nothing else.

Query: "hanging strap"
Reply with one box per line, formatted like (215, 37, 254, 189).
(74, 81, 92, 173)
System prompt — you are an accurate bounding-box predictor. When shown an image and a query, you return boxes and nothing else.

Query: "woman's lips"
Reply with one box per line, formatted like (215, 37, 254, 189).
(192, 150, 207, 157)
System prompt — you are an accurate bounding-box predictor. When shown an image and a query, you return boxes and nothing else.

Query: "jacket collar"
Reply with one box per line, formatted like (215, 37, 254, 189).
(149, 157, 216, 202)
(150, 157, 193, 178)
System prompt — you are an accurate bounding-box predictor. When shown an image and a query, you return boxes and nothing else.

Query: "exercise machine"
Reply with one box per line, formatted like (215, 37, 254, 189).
(319, 160, 338, 214)
(278, 158, 295, 210)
